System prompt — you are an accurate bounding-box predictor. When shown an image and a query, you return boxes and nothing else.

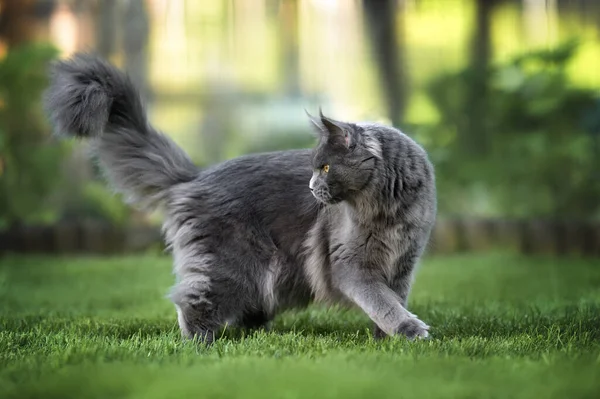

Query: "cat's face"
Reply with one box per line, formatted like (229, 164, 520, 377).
(307, 111, 377, 204)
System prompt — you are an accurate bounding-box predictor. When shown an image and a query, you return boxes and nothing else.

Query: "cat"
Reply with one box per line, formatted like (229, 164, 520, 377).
(43, 53, 437, 343)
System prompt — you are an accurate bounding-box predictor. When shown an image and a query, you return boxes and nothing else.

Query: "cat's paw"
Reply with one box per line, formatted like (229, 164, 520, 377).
(396, 316, 430, 340)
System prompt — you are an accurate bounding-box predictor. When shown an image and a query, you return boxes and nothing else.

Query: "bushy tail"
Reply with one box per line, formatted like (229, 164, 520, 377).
(43, 53, 198, 209)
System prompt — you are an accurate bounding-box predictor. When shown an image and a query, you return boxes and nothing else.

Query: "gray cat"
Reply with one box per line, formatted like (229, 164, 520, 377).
(43, 54, 437, 343)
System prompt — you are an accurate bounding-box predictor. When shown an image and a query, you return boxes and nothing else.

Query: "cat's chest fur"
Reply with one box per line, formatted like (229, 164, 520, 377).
(329, 205, 406, 280)
(303, 203, 406, 303)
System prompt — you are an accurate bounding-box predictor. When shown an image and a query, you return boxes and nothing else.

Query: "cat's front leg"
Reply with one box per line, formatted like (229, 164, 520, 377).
(388, 251, 422, 320)
(371, 244, 430, 339)
(333, 267, 429, 340)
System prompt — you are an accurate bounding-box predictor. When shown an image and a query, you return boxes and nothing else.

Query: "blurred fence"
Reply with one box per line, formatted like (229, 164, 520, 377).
(0, 222, 162, 255)
(1, 219, 598, 257)
(431, 219, 600, 257)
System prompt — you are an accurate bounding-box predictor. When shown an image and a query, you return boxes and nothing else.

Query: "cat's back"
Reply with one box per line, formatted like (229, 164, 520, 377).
(201, 149, 313, 184)
(197, 149, 314, 203)
(167, 148, 320, 245)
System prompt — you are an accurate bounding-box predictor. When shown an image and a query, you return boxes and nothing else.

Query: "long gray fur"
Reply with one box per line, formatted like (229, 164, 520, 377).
(43, 53, 437, 343)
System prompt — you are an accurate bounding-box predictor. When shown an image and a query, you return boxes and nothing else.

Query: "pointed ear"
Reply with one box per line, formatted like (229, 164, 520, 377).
(319, 109, 351, 148)
(305, 109, 325, 137)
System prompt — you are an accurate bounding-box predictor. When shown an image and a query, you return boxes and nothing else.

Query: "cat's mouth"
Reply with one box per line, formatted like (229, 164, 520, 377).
(311, 189, 342, 205)
(310, 188, 330, 204)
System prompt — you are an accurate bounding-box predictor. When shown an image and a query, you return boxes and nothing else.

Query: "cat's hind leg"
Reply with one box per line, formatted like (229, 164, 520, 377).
(168, 253, 246, 344)
(171, 276, 222, 344)
(169, 248, 275, 344)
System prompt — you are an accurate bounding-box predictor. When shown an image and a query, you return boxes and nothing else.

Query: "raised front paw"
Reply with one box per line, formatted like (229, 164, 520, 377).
(373, 315, 431, 340)
(396, 315, 430, 340)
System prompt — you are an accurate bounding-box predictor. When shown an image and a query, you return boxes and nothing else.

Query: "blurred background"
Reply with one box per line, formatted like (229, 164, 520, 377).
(0, 0, 599, 256)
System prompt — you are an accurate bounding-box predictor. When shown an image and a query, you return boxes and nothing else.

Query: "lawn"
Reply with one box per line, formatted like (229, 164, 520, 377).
(1, 253, 599, 398)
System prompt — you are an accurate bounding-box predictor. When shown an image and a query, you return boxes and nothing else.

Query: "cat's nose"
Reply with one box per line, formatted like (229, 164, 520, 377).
(309, 173, 317, 190)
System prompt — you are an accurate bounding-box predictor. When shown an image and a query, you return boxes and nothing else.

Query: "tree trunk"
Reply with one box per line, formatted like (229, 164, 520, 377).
(463, 0, 498, 155)
(279, 0, 300, 96)
(96, 0, 119, 59)
(0, 0, 36, 48)
(123, 0, 150, 101)
(363, 0, 407, 127)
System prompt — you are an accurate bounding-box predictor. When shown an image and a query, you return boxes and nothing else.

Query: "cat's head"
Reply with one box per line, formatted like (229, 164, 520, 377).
(306, 110, 380, 205)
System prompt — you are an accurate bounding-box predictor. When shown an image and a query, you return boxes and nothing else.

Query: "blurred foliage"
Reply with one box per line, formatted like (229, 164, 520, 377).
(0, 43, 66, 228)
(242, 130, 315, 155)
(57, 179, 133, 227)
(2, 38, 599, 228)
(80, 181, 132, 226)
(0, 43, 135, 228)
(426, 40, 600, 219)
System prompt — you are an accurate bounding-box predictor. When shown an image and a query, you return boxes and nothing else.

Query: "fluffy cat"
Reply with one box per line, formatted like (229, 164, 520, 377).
(43, 53, 437, 343)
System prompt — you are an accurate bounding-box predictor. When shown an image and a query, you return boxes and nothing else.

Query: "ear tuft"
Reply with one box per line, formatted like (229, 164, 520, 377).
(305, 108, 324, 134)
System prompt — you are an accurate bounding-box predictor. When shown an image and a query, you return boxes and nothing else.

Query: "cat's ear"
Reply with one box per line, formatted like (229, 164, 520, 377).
(319, 109, 351, 149)
(305, 109, 325, 137)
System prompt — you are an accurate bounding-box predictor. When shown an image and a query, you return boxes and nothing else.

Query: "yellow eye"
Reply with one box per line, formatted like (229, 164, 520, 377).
(322, 164, 330, 173)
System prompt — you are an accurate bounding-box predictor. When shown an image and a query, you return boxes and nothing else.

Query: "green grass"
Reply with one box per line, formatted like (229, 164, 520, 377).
(1, 253, 599, 398)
